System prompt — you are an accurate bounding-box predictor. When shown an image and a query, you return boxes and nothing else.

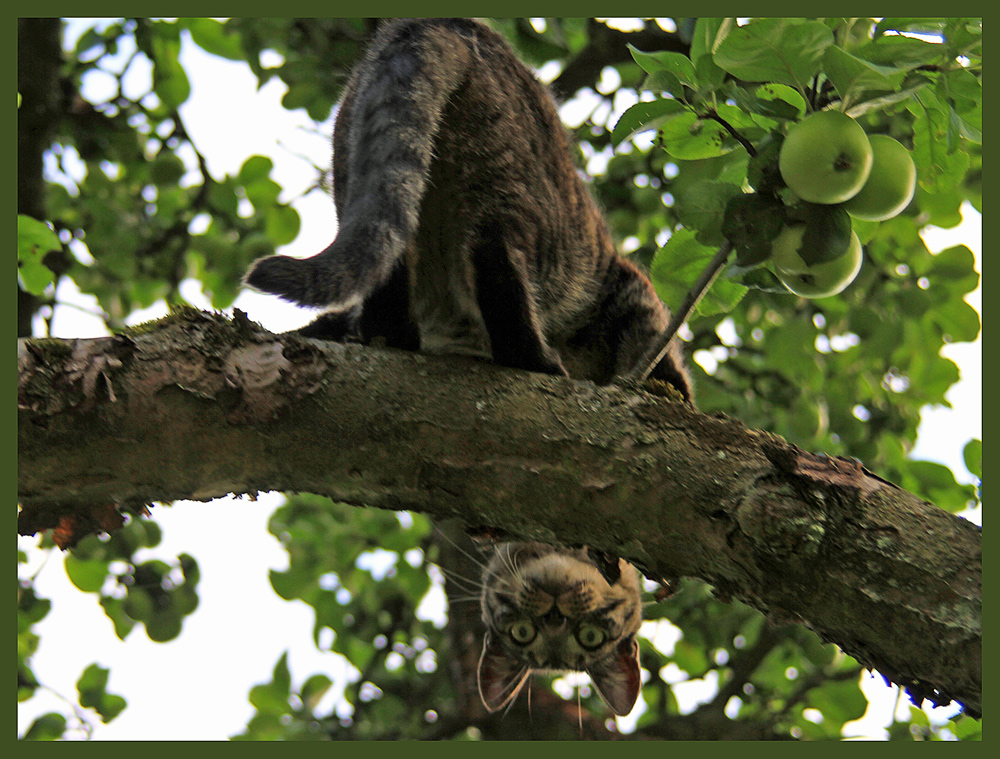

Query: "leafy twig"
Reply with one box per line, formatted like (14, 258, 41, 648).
(624, 239, 734, 384)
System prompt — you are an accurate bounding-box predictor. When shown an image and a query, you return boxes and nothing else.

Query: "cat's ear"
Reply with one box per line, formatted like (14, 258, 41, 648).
(588, 634, 641, 716)
(477, 632, 530, 712)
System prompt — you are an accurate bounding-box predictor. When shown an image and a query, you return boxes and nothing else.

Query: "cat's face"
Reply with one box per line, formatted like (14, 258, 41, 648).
(477, 542, 642, 716)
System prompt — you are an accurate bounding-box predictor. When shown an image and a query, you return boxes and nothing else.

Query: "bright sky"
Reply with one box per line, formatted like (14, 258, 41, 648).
(18, 20, 981, 740)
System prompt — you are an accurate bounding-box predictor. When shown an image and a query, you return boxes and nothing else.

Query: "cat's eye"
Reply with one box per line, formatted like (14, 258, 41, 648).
(575, 624, 607, 650)
(508, 621, 536, 645)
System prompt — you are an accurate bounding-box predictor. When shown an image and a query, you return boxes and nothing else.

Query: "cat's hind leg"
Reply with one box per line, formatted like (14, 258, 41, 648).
(471, 222, 568, 377)
(294, 262, 419, 350)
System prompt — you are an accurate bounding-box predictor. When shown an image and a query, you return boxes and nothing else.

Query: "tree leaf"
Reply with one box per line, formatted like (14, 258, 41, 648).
(644, 69, 686, 100)
(628, 44, 697, 87)
(658, 112, 733, 159)
(77, 663, 128, 722)
(611, 98, 685, 146)
(22, 712, 68, 741)
(677, 180, 744, 246)
(182, 18, 245, 60)
(301, 674, 333, 711)
(792, 203, 854, 265)
(855, 34, 945, 68)
(722, 192, 785, 265)
(265, 204, 301, 246)
(63, 555, 109, 593)
(875, 18, 947, 36)
(17, 215, 61, 295)
(823, 45, 907, 105)
(238, 155, 275, 186)
(751, 83, 806, 120)
(908, 91, 971, 192)
(845, 84, 929, 118)
(149, 26, 191, 110)
(713, 19, 833, 90)
(651, 229, 747, 316)
(963, 439, 982, 480)
(690, 17, 733, 61)
(806, 674, 867, 724)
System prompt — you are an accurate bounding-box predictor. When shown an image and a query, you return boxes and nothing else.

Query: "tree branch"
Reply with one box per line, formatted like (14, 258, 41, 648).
(549, 19, 689, 102)
(624, 240, 733, 383)
(16, 309, 981, 717)
(17, 18, 64, 338)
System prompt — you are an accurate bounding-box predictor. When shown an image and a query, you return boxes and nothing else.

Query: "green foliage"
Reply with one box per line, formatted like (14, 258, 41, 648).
(17, 570, 51, 705)
(236, 495, 452, 739)
(18, 551, 128, 739)
(609, 17, 981, 308)
(651, 229, 747, 316)
(17, 215, 61, 294)
(21, 712, 70, 741)
(30, 18, 304, 330)
(76, 664, 127, 723)
(19, 17, 980, 741)
(57, 516, 201, 644)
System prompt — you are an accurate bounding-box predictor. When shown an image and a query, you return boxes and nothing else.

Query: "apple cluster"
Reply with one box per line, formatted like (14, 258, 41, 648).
(768, 111, 917, 298)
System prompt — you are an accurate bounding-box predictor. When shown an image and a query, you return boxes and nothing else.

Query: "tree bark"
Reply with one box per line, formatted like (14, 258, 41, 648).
(16, 308, 982, 717)
(17, 18, 64, 338)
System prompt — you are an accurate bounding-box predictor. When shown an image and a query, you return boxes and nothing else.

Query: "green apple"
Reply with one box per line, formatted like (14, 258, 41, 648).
(771, 224, 863, 298)
(843, 135, 917, 221)
(779, 111, 873, 204)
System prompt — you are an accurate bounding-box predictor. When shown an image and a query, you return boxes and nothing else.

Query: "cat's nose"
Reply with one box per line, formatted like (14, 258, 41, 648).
(541, 608, 567, 627)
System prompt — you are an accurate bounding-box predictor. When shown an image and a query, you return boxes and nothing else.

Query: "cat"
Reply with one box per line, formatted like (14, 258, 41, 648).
(243, 17, 690, 717)
(244, 17, 692, 397)
(477, 541, 643, 716)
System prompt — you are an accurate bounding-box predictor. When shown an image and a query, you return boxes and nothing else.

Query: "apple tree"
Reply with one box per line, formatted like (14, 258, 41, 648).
(18, 18, 980, 740)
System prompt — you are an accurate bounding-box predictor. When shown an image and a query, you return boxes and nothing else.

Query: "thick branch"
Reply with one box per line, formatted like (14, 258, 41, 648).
(16, 309, 981, 716)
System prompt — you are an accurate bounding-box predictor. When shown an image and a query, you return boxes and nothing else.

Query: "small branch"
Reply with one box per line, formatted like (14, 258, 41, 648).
(704, 111, 758, 157)
(624, 239, 734, 383)
(548, 20, 688, 102)
(706, 621, 785, 713)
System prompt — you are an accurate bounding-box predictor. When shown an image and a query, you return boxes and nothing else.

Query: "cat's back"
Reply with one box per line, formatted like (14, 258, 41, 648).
(340, 21, 593, 232)
(337, 19, 614, 337)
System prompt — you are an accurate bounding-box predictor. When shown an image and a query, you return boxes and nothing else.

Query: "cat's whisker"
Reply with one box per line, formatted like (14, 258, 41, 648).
(433, 563, 484, 594)
(430, 525, 493, 573)
(500, 670, 530, 718)
(502, 543, 526, 587)
(577, 687, 583, 737)
(445, 593, 483, 604)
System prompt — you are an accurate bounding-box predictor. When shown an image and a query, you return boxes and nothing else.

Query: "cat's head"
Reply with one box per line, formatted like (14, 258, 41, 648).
(477, 542, 642, 716)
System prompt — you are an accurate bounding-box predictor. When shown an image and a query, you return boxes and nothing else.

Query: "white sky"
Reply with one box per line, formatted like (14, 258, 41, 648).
(18, 21, 981, 740)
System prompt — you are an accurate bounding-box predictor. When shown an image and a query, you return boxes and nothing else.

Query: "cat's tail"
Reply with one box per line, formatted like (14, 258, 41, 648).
(245, 19, 474, 307)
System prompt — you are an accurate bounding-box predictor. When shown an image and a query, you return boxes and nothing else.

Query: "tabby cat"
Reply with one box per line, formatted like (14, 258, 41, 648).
(477, 541, 643, 716)
(244, 17, 691, 396)
(244, 17, 692, 716)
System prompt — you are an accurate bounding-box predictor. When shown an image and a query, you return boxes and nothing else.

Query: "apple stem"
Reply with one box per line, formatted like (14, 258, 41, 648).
(624, 239, 734, 385)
